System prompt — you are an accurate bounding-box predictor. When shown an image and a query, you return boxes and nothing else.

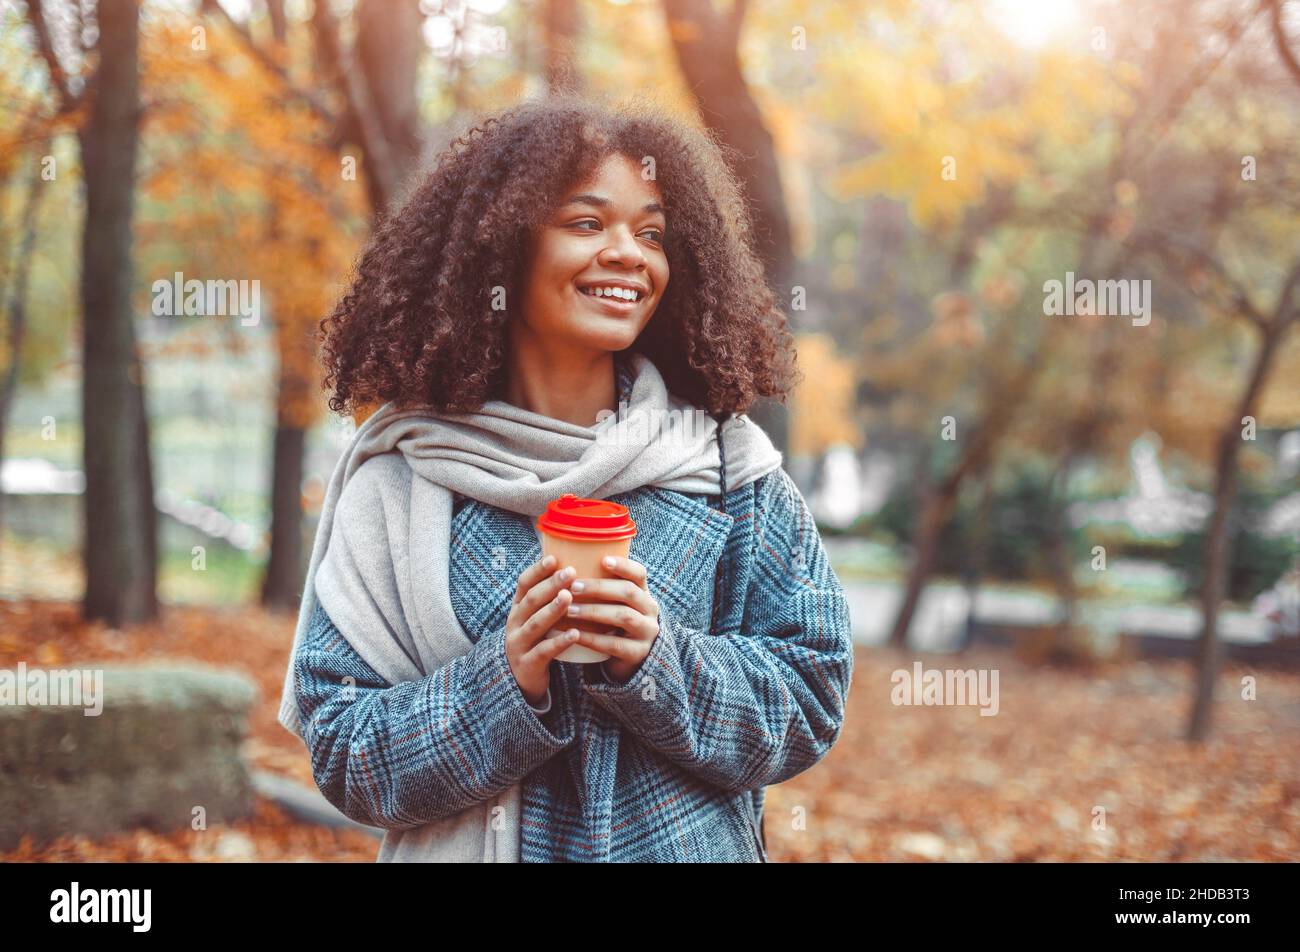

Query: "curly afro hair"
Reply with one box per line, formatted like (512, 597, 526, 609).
(318, 93, 800, 418)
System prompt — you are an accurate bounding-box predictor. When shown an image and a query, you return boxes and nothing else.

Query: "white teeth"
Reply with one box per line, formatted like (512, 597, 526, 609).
(582, 286, 641, 301)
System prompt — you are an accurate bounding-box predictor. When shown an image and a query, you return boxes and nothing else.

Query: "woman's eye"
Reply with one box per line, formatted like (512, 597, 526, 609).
(567, 220, 663, 243)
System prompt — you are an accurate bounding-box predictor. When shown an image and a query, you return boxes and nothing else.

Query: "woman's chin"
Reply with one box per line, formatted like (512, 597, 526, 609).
(569, 323, 641, 352)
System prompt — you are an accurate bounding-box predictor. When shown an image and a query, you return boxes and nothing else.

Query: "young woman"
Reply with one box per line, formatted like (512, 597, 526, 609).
(275, 95, 855, 862)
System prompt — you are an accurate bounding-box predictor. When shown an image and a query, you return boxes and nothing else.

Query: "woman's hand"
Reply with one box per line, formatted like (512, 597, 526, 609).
(568, 555, 660, 683)
(505, 554, 581, 706)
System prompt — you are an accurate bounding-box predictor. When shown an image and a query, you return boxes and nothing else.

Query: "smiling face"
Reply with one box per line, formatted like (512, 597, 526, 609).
(514, 152, 669, 360)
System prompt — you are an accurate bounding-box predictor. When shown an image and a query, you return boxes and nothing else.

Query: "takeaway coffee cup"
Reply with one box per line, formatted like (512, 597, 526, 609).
(536, 493, 638, 663)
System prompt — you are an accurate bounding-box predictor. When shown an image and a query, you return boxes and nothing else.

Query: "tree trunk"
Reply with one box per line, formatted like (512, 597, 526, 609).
(260, 187, 308, 611)
(260, 0, 426, 615)
(1188, 320, 1286, 741)
(266, 0, 287, 44)
(80, 0, 157, 626)
(311, 0, 419, 217)
(543, 0, 583, 93)
(355, 0, 424, 199)
(0, 138, 48, 574)
(1046, 450, 1079, 635)
(261, 422, 306, 610)
(958, 466, 993, 652)
(889, 471, 962, 648)
(662, 0, 794, 458)
(805, 447, 827, 502)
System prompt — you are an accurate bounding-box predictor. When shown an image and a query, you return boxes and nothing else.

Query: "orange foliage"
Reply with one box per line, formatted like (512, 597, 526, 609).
(137, 13, 371, 431)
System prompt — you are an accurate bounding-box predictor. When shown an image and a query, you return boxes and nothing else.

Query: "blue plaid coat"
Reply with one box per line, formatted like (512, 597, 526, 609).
(292, 361, 855, 861)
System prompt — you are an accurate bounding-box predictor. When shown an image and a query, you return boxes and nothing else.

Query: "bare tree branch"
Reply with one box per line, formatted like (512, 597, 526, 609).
(1126, 7, 1256, 176)
(1273, 257, 1300, 325)
(310, 0, 401, 214)
(1134, 231, 1269, 330)
(1266, 0, 1300, 88)
(725, 0, 749, 48)
(26, 0, 81, 113)
(199, 0, 338, 128)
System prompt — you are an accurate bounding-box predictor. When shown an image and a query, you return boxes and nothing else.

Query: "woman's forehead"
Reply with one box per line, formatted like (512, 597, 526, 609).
(563, 154, 666, 207)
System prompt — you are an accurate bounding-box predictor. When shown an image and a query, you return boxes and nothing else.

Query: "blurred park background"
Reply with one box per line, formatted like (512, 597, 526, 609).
(0, 0, 1298, 861)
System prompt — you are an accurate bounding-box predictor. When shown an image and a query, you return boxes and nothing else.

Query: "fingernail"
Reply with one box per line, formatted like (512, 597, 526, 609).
(563, 566, 575, 580)
(571, 580, 585, 593)
(603, 556, 616, 568)
(543, 555, 555, 567)
(567, 630, 579, 640)
(567, 605, 579, 616)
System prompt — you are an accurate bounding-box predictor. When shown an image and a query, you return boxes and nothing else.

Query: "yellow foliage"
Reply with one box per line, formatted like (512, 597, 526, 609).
(821, 10, 1122, 230)
(790, 333, 862, 456)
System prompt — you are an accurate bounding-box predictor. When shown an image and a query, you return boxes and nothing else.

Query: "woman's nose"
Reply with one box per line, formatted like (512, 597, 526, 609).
(597, 226, 645, 266)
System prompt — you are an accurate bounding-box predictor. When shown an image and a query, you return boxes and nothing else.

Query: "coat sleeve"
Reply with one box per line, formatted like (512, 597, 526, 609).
(293, 599, 576, 830)
(580, 468, 854, 794)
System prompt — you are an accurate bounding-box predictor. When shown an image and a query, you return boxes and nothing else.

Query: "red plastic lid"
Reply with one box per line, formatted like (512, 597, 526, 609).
(536, 493, 638, 542)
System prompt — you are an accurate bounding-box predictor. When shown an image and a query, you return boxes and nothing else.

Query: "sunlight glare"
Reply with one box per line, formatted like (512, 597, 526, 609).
(987, 0, 1082, 49)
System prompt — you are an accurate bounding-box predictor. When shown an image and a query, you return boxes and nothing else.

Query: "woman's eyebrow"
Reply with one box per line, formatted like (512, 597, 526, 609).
(562, 193, 665, 215)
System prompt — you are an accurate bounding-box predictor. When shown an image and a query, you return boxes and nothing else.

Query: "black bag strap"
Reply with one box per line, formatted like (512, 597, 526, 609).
(708, 412, 730, 635)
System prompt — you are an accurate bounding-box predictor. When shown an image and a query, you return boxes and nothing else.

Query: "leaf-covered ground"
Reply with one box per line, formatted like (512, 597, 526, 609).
(1, 598, 1296, 862)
